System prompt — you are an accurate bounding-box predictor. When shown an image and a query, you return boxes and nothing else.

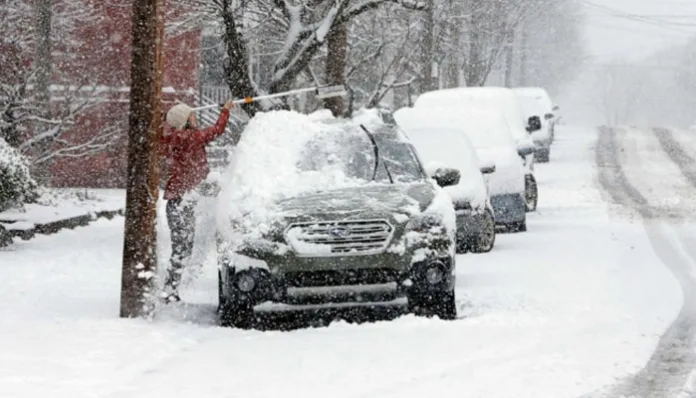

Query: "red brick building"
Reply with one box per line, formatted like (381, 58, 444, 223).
(50, 1, 200, 188)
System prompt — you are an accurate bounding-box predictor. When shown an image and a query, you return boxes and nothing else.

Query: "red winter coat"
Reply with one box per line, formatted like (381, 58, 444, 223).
(161, 109, 230, 200)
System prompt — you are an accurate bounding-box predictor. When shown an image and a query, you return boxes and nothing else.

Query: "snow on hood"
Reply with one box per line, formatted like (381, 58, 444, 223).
(394, 106, 524, 196)
(392, 108, 488, 210)
(214, 110, 448, 249)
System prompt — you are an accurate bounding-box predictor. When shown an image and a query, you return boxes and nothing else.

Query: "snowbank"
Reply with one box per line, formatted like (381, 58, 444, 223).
(394, 107, 525, 196)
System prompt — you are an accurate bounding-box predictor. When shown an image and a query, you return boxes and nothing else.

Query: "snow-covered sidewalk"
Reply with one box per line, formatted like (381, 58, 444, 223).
(0, 188, 125, 237)
(0, 126, 683, 398)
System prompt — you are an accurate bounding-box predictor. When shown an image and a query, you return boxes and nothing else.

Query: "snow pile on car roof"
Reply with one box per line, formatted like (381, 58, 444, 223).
(415, 87, 529, 143)
(216, 110, 358, 226)
(395, 106, 525, 196)
(392, 108, 489, 210)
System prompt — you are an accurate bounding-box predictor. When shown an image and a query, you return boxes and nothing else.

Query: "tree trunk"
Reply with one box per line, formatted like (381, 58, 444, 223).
(120, 0, 165, 319)
(220, 0, 260, 116)
(324, 22, 348, 117)
(420, 0, 436, 92)
(33, 0, 53, 185)
(504, 29, 515, 87)
(519, 21, 528, 86)
(35, 0, 51, 113)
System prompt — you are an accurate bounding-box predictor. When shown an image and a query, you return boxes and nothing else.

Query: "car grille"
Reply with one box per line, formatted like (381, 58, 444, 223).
(285, 220, 393, 256)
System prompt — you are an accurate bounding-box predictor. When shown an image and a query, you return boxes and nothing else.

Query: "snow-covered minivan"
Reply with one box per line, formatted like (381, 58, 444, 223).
(414, 87, 539, 212)
(394, 108, 497, 252)
(396, 106, 528, 232)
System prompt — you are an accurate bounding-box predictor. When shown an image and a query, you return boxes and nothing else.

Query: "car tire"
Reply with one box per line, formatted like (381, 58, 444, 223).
(536, 150, 550, 163)
(218, 272, 254, 329)
(470, 210, 496, 253)
(455, 238, 468, 254)
(506, 221, 527, 233)
(525, 175, 538, 212)
(409, 289, 457, 320)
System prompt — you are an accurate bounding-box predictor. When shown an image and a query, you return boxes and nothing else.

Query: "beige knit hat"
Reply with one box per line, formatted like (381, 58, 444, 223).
(166, 103, 193, 130)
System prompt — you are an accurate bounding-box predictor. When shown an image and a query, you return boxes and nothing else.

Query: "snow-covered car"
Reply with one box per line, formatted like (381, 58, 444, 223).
(513, 87, 557, 162)
(214, 110, 459, 328)
(393, 108, 497, 252)
(414, 87, 539, 212)
(395, 106, 528, 232)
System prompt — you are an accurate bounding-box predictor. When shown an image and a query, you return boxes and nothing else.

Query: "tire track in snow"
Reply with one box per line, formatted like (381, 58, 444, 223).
(590, 126, 696, 398)
(653, 128, 696, 188)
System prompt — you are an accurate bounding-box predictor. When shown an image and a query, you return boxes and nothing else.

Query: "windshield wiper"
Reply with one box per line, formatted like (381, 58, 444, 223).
(359, 124, 394, 183)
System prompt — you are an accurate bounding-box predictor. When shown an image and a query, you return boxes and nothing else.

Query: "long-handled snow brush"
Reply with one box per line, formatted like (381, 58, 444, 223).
(190, 84, 347, 111)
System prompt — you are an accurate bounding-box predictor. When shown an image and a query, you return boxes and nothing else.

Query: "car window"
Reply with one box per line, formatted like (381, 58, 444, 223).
(373, 136, 425, 183)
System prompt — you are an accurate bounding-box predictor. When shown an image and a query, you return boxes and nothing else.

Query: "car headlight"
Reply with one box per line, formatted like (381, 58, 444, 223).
(405, 213, 445, 233)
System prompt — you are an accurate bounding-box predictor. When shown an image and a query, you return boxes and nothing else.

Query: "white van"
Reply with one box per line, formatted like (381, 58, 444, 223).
(395, 106, 528, 233)
(414, 87, 539, 212)
(513, 87, 556, 162)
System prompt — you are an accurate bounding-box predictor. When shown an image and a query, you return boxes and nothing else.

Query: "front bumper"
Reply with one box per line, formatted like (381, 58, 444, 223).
(220, 255, 455, 312)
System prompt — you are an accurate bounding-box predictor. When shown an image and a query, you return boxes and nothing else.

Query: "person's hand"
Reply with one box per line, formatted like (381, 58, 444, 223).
(223, 100, 235, 110)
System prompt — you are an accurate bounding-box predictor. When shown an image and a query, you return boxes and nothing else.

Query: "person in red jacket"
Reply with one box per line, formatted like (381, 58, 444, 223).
(161, 99, 236, 302)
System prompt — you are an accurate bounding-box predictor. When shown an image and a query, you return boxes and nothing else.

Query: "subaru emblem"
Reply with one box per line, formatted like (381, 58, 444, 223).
(328, 226, 351, 237)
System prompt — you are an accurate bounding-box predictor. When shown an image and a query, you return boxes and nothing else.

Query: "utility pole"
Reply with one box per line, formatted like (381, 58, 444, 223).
(120, 0, 165, 318)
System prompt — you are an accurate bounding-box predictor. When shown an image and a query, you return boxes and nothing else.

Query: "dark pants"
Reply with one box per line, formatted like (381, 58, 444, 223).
(165, 198, 196, 289)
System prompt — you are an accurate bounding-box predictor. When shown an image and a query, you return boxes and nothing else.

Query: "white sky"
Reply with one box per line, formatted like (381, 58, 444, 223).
(583, 0, 696, 61)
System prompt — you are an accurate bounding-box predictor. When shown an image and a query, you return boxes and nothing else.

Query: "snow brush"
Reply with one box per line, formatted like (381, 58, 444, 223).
(190, 84, 348, 111)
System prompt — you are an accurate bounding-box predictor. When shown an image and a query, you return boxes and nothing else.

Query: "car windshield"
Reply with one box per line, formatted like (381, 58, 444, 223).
(296, 125, 424, 184)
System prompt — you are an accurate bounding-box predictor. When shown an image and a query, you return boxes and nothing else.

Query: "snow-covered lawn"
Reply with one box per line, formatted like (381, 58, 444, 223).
(0, 188, 125, 231)
(0, 126, 683, 398)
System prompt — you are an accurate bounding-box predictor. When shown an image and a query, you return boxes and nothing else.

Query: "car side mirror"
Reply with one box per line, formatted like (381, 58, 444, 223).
(479, 163, 496, 174)
(432, 168, 461, 187)
(526, 116, 542, 133)
(544, 113, 554, 120)
(517, 143, 535, 157)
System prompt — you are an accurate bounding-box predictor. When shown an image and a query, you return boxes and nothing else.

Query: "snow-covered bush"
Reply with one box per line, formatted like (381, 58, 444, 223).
(0, 139, 38, 212)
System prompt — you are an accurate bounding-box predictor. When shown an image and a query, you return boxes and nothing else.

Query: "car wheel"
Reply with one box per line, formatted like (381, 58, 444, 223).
(409, 289, 457, 320)
(218, 272, 254, 329)
(537, 150, 550, 163)
(506, 221, 527, 233)
(525, 175, 538, 212)
(470, 211, 496, 253)
(455, 237, 468, 254)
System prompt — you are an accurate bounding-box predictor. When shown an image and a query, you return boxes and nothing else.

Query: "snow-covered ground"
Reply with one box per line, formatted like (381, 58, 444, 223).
(0, 125, 685, 398)
(0, 188, 125, 231)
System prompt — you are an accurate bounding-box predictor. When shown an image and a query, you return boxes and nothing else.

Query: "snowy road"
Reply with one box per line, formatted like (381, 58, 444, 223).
(591, 126, 696, 397)
(0, 125, 692, 398)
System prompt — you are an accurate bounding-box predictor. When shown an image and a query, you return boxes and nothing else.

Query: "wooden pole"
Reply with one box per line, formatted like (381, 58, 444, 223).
(120, 0, 164, 318)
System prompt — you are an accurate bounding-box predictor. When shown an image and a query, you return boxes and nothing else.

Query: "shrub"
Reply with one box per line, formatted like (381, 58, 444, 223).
(0, 139, 38, 212)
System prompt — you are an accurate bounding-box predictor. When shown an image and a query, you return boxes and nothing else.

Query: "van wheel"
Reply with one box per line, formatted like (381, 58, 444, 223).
(525, 175, 538, 212)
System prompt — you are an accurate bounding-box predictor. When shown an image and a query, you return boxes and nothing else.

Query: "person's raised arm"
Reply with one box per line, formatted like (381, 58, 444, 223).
(191, 100, 235, 144)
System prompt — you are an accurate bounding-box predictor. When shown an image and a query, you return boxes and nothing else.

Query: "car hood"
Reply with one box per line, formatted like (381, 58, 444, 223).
(275, 182, 435, 222)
